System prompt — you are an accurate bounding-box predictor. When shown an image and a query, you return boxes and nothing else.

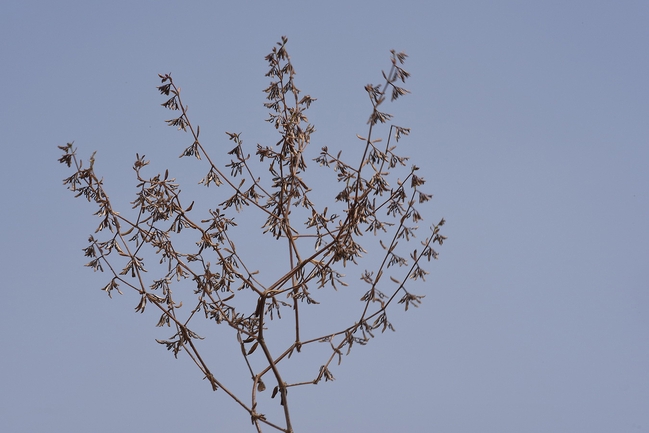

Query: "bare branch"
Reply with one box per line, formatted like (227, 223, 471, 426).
(59, 37, 445, 433)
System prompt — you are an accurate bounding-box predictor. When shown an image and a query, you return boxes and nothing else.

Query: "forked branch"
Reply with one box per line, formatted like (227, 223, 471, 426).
(59, 36, 445, 433)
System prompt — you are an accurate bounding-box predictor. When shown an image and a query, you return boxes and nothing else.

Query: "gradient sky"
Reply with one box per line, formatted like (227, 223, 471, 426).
(1, 1, 648, 432)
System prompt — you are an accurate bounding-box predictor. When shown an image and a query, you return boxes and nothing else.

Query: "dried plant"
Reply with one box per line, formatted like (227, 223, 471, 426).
(59, 36, 445, 432)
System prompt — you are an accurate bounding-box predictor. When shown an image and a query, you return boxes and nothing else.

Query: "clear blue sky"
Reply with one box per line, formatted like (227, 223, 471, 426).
(1, 1, 647, 432)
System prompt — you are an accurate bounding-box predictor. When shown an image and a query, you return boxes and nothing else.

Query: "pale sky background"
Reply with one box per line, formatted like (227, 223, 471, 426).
(1, 1, 648, 432)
